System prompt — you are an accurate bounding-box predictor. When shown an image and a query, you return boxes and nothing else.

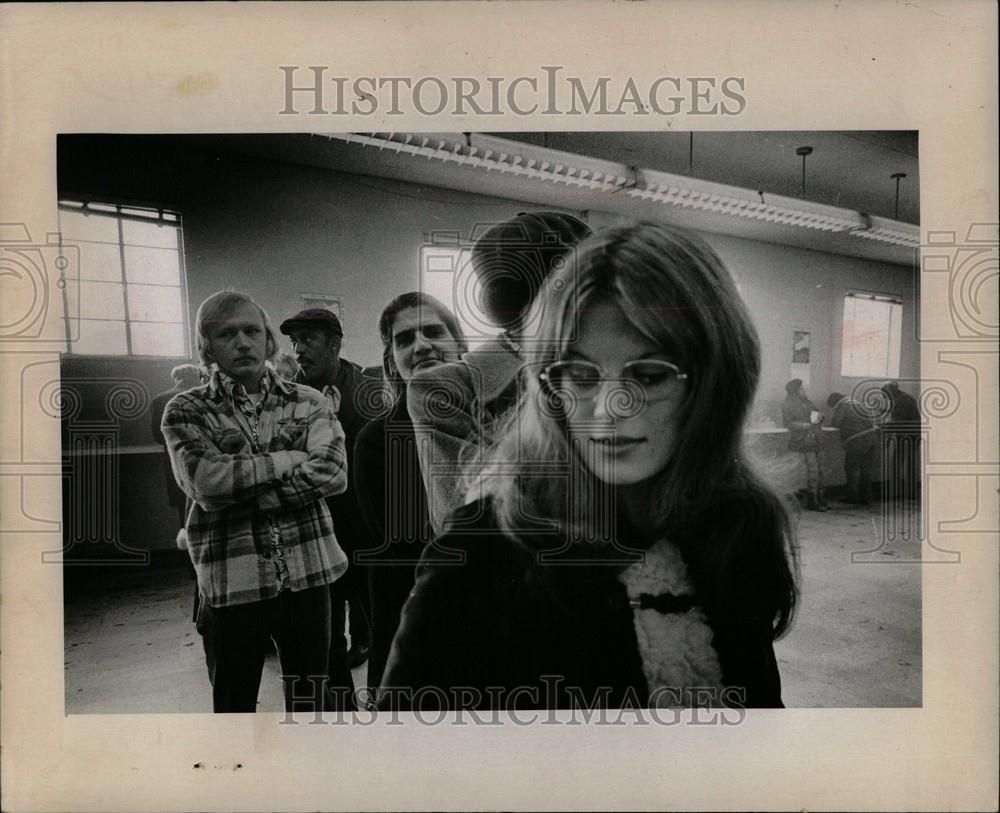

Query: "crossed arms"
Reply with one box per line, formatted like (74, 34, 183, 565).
(162, 394, 347, 514)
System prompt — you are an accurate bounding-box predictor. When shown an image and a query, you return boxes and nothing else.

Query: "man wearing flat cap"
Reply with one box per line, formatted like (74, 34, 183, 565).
(280, 307, 372, 710)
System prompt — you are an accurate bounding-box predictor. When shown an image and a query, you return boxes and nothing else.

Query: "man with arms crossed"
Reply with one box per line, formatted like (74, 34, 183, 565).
(162, 291, 348, 713)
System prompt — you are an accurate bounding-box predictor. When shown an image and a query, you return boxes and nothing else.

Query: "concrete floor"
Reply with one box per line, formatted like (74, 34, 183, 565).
(775, 499, 921, 707)
(63, 566, 368, 714)
(64, 500, 921, 713)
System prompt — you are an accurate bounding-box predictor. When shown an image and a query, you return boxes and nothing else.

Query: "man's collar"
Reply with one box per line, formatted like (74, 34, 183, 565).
(218, 368, 271, 400)
(270, 369, 294, 396)
(209, 367, 291, 400)
(206, 368, 226, 400)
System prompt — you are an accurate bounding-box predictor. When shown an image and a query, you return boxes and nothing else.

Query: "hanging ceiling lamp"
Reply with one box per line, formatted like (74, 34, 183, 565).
(795, 145, 814, 198)
(319, 132, 919, 249)
(891, 172, 907, 219)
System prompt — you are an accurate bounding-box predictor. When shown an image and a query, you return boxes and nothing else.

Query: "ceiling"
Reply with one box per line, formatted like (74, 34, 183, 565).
(190, 131, 920, 266)
(496, 131, 919, 224)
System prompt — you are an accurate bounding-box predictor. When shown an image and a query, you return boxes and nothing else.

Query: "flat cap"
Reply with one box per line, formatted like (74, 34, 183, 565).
(279, 308, 344, 337)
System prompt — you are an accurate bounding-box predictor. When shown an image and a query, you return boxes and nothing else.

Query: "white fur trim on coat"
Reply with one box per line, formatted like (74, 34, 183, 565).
(618, 538, 724, 708)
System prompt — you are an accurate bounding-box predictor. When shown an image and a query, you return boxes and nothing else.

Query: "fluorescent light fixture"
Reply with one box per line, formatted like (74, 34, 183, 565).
(320, 132, 920, 249)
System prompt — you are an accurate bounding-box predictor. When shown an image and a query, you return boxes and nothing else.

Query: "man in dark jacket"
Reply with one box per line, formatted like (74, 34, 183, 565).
(827, 392, 879, 505)
(280, 308, 372, 710)
(882, 381, 922, 501)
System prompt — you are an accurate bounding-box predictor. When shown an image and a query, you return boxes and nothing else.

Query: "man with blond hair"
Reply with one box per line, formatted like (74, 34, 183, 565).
(162, 290, 348, 713)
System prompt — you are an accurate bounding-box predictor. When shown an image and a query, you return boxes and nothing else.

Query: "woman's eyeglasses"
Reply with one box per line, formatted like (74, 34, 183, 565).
(539, 359, 688, 402)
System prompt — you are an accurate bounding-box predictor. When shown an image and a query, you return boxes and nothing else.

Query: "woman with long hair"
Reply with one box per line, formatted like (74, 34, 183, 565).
(380, 222, 798, 710)
(353, 292, 468, 700)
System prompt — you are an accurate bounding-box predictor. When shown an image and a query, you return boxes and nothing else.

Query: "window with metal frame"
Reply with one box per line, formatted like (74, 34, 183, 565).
(57, 200, 189, 357)
(841, 291, 903, 378)
(419, 243, 486, 349)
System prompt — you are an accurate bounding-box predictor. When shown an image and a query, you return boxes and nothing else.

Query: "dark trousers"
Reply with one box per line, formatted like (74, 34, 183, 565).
(197, 586, 331, 713)
(367, 561, 419, 696)
(341, 561, 371, 650)
(327, 579, 359, 711)
(887, 433, 921, 500)
(844, 436, 879, 503)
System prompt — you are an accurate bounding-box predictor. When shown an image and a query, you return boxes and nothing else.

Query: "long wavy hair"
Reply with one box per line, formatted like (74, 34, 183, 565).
(377, 292, 468, 405)
(473, 221, 798, 638)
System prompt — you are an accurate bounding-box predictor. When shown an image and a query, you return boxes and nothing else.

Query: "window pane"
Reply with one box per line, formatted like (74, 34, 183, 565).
(887, 303, 902, 378)
(59, 210, 120, 244)
(865, 300, 890, 375)
(130, 322, 186, 356)
(126, 283, 184, 322)
(843, 297, 861, 377)
(420, 245, 487, 347)
(64, 280, 126, 321)
(67, 318, 128, 355)
(123, 245, 181, 285)
(58, 202, 187, 358)
(122, 219, 180, 249)
(842, 295, 902, 378)
(72, 240, 123, 282)
(849, 300, 879, 375)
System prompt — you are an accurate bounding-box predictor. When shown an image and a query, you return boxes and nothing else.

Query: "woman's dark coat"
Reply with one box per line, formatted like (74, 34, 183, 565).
(380, 499, 784, 711)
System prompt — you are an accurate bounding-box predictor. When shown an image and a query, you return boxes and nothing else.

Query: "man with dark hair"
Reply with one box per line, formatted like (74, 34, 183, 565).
(279, 308, 372, 709)
(407, 211, 592, 532)
(163, 291, 348, 713)
(827, 391, 879, 505)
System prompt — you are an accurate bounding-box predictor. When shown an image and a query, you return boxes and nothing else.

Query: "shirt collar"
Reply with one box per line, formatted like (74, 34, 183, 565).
(209, 366, 291, 401)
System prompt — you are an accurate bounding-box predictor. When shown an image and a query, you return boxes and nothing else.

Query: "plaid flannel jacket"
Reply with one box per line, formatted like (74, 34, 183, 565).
(162, 369, 348, 608)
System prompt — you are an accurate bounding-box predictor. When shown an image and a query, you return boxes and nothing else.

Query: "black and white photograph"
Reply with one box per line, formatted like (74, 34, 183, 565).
(1, 3, 996, 812)
(56, 131, 923, 714)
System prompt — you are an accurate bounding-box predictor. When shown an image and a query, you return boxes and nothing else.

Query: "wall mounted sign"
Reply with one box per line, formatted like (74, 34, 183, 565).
(792, 329, 811, 364)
